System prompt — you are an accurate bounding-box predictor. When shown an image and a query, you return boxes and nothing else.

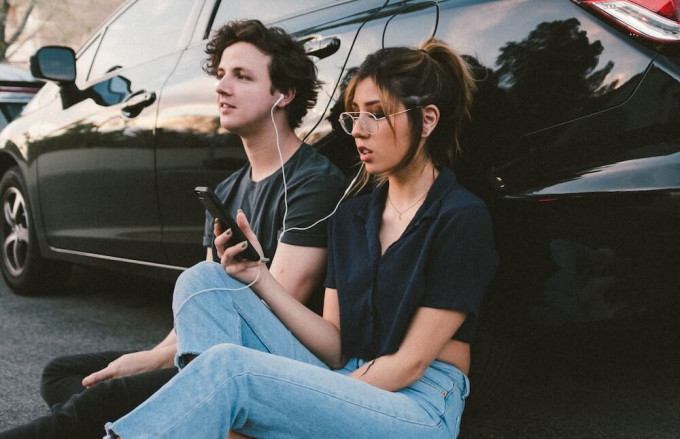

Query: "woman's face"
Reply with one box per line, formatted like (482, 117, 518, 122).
(349, 78, 414, 175)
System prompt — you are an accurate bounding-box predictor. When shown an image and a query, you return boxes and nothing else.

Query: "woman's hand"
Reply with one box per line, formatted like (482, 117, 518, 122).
(213, 210, 267, 284)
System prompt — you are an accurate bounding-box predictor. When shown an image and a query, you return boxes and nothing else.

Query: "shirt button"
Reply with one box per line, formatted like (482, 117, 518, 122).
(442, 391, 447, 396)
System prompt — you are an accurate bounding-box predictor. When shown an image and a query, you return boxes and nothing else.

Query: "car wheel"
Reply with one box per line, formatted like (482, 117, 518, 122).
(0, 166, 69, 295)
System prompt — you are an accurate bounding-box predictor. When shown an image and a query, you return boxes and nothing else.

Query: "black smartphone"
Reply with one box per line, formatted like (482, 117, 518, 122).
(194, 186, 262, 262)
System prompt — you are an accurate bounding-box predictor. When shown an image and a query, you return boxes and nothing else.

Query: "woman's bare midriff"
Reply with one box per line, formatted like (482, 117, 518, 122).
(436, 339, 471, 375)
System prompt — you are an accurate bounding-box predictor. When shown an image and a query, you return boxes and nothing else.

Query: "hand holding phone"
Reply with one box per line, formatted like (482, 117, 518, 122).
(194, 186, 262, 262)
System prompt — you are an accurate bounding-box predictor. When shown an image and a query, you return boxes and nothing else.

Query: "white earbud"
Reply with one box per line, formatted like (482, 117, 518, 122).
(274, 93, 285, 106)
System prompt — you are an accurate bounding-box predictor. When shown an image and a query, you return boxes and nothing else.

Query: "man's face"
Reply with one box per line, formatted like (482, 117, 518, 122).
(215, 41, 279, 136)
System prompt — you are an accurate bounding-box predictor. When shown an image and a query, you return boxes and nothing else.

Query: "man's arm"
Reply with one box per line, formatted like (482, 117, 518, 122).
(82, 249, 217, 387)
(268, 242, 326, 303)
(82, 330, 177, 387)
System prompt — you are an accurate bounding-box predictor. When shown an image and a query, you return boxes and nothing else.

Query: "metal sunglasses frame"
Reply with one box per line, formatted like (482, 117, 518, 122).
(338, 106, 421, 134)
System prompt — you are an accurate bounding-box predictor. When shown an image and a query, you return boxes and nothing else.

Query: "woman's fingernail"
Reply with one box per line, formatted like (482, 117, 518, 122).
(237, 209, 243, 214)
(241, 241, 248, 248)
(225, 228, 232, 235)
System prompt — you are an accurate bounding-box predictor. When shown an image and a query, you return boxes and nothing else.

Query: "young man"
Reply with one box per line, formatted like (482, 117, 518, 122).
(0, 19, 346, 439)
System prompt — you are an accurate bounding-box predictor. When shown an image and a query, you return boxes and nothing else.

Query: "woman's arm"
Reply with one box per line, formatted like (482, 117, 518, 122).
(349, 307, 467, 391)
(252, 274, 344, 368)
(217, 211, 344, 368)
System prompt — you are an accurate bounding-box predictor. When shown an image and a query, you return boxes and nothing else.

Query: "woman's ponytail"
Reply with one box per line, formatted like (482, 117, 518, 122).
(419, 37, 476, 166)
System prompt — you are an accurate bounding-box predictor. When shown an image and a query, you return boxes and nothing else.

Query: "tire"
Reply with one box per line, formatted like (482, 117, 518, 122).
(0, 166, 70, 295)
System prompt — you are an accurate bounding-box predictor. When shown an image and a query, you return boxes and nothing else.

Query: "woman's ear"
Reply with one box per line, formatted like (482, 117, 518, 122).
(421, 104, 440, 138)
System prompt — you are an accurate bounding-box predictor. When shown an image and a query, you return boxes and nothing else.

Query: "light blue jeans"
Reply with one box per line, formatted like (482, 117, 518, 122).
(105, 261, 469, 438)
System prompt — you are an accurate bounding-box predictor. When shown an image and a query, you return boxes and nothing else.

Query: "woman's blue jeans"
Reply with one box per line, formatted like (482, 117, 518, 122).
(106, 261, 469, 438)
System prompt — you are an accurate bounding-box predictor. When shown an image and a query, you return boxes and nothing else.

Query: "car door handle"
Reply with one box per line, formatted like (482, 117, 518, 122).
(303, 35, 341, 59)
(121, 90, 156, 118)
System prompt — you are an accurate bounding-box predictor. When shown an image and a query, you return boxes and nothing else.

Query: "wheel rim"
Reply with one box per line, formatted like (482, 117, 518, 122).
(2, 186, 29, 277)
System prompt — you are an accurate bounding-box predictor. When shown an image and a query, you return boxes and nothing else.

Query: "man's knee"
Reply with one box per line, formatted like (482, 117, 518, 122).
(40, 355, 85, 407)
(41, 351, 127, 408)
(42, 354, 76, 381)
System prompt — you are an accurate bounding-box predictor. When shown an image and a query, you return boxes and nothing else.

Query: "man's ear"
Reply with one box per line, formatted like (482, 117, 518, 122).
(421, 104, 440, 137)
(276, 89, 296, 107)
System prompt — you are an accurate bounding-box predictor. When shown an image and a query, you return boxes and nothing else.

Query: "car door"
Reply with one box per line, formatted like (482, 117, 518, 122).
(35, 0, 201, 262)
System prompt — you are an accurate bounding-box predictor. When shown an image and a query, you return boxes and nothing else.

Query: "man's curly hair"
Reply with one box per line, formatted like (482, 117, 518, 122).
(204, 19, 320, 130)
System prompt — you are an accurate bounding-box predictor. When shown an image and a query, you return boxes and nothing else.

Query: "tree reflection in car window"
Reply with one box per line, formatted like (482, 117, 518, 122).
(495, 18, 617, 133)
(212, 0, 335, 28)
(89, 0, 195, 79)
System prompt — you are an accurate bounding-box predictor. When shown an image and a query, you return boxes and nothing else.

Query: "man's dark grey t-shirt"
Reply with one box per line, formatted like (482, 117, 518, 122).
(203, 144, 347, 263)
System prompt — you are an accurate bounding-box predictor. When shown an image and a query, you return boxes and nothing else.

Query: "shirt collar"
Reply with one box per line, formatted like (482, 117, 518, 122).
(357, 167, 457, 224)
(357, 168, 457, 259)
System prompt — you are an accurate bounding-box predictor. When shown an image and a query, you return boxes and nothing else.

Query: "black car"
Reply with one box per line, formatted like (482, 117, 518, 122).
(0, 0, 678, 387)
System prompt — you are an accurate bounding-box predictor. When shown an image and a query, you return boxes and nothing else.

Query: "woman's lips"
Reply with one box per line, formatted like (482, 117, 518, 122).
(357, 146, 373, 161)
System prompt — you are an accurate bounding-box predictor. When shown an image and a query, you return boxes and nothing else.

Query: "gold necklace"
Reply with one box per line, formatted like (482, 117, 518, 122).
(387, 192, 427, 220)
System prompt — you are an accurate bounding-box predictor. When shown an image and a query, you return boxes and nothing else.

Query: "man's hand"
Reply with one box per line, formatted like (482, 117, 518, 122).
(82, 346, 175, 387)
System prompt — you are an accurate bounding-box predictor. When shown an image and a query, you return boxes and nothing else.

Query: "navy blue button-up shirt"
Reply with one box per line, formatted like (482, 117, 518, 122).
(325, 168, 497, 360)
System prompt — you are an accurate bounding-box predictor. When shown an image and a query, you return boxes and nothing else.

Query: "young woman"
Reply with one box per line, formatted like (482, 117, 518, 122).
(105, 37, 497, 439)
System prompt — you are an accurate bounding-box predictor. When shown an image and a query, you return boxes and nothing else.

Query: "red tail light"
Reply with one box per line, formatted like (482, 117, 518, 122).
(574, 0, 680, 43)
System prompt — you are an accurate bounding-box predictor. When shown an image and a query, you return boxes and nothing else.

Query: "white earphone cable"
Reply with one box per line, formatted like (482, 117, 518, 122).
(270, 96, 361, 240)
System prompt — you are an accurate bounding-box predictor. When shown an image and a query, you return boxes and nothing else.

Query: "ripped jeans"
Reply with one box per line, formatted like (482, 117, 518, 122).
(105, 261, 469, 439)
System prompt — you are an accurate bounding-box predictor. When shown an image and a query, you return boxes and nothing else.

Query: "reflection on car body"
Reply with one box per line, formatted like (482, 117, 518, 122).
(0, 63, 42, 131)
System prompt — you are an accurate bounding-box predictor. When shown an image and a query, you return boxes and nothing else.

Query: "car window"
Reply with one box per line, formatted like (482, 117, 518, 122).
(212, 0, 337, 25)
(0, 102, 23, 130)
(1, 102, 24, 121)
(75, 34, 101, 88)
(89, 0, 195, 80)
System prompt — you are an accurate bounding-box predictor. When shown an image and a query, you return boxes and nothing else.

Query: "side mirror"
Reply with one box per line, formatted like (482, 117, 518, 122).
(30, 46, 76, 84)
